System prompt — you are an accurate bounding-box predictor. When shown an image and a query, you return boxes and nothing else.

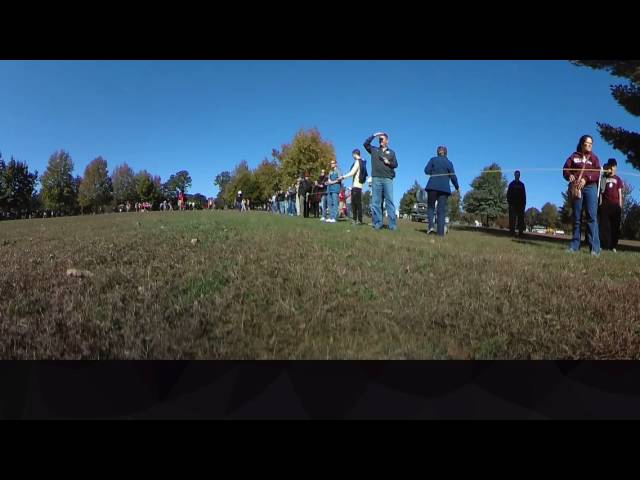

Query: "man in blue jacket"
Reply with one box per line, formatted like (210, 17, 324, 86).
(424, 145, 459, 236)
(364, 131, 398, 231)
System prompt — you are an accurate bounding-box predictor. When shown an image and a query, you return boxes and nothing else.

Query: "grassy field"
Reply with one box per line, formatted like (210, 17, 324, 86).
(1, 210, 639, 359)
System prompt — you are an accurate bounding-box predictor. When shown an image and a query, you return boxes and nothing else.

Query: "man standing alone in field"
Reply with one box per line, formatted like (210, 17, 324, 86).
(507, 170, 526, 236)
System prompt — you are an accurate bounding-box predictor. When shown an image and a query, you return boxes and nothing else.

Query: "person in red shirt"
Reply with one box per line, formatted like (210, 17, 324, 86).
(599, 158, 624, 252)
(562, 134, 602, 255)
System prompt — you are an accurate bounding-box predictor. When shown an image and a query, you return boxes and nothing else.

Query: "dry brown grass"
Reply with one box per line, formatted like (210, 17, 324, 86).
(1, 210, 639, 359)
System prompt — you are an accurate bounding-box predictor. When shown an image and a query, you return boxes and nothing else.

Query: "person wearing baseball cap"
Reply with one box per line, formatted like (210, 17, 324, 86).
(599, 158, 624, 252)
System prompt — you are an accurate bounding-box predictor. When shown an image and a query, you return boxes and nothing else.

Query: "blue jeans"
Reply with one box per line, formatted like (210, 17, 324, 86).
(570, 183, 600, 253)
(320, 193, 327, 218)
(371, 177, 396, 230)
(328, 191, 339, 221)
(279, 201, 286, 215)
(427, 190, 448, 236)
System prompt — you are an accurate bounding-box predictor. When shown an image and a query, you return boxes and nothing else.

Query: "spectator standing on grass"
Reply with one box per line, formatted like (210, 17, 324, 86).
(364, 132, 398, 231)
(599, 158, 624, 253)
(507, 170, 526, 237)
(338, 187, 346, 218)
(236, 190, 243, 211)
(325, 159, 342, 223)
(300, 173, 312, 218)
(345, 187, 352, 219)
(563, 134, 601, 256)
(288, 185, 297, 216)
(285, 187, 291, 215)
(424, 145, 459, 236)
(309, 183, 319, 218)
(342, 148, 367, 225)
(296, 176, 303, 217)
(316, 169, 328, 221)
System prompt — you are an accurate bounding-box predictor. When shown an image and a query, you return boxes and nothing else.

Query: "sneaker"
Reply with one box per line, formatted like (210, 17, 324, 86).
(566, 248, 577, 254)
(612, 248, 617, 253)
(320, 218, 325, 222)
(591, 251, 600, 257)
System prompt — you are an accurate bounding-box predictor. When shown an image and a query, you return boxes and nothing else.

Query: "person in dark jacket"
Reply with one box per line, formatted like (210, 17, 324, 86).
(364, 132, 398, 231)
(424, 145, 459, 236)
(300, 173, 312, 218)
(563, 134, 601, 255)
(507, 170, 526, 236)
(235, 190, 243, 211)
(599, 158, 624, 252)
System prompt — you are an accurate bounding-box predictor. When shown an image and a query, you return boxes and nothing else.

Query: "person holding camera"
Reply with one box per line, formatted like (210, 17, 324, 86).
(364, 131, 398, 231)
(563, 134, 601, 255)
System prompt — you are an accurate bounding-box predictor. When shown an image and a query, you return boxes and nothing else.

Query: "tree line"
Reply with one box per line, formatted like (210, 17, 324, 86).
(0, 149, 201, 219)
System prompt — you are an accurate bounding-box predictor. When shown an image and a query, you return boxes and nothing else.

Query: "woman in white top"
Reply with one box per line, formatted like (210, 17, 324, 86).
(339, 149, 365, 225)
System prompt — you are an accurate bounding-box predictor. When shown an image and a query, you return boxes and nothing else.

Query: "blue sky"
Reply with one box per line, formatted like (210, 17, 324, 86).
(1, 60, 638, 210)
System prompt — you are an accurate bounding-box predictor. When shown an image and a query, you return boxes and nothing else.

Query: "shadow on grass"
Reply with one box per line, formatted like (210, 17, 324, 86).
(452, 225, 640, 254)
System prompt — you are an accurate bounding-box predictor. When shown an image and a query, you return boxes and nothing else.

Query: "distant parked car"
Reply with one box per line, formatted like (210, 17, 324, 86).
(411, 201, 428, 222)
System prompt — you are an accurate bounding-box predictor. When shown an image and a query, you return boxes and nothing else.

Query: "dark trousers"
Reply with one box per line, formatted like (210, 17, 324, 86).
(427, 190, 448, 236)
(509, 204, 525, 235)
(351, 187, 362, 223)
(599, 202, 622, 250)
(303, 195, 310, 217)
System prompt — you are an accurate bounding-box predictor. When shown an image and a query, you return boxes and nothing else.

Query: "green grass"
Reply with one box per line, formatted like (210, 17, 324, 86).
(1, 210, 639, 359)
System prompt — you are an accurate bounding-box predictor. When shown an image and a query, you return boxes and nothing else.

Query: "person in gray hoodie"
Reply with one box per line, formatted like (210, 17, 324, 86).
(424, 145, 459, 236)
